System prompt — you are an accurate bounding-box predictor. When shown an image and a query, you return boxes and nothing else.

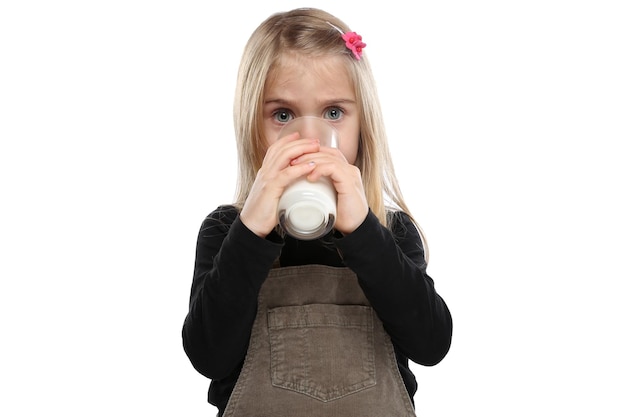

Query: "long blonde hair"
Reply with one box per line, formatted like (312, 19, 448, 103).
(231, 8, 427, 255)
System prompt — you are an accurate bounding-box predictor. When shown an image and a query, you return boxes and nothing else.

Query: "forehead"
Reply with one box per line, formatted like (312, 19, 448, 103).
(265, 53, 354, 97)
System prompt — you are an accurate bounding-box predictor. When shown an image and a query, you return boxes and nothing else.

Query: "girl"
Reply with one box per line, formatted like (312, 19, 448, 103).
(183, 8, 452, 416)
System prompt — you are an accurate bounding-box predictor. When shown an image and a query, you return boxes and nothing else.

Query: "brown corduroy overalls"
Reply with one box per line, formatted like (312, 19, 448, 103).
(222, 265, 416, 417)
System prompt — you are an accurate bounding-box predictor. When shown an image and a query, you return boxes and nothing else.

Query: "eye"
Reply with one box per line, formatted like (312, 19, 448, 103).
(324, 107, 344, 121)
(273, 109, 294, 124)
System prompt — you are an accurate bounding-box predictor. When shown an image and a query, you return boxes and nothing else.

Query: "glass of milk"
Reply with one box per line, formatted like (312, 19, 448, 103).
(277, 117, 338, 240)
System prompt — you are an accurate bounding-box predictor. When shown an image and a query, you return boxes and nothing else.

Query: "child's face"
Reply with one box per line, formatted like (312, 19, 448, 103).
(262, 53, 360, 164)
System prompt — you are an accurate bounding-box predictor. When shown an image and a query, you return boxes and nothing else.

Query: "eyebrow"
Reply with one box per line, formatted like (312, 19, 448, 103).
(264, 98, 357, 107)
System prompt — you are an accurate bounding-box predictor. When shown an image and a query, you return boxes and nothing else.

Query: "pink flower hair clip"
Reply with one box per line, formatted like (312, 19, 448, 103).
(327, 22, 366, 60)
(342, 32, 366, 60)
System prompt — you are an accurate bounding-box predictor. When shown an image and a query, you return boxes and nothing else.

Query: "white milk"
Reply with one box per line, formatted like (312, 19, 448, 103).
(278, 176, 337, 240)
(276, 117, 339, 240)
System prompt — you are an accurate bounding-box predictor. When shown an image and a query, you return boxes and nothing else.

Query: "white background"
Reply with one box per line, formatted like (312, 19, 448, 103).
(1, 1, 624, 415)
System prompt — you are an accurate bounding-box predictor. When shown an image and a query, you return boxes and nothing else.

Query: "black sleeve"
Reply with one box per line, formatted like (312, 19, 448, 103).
(334, 210, 453, 366)
(182, 206, 283, 379)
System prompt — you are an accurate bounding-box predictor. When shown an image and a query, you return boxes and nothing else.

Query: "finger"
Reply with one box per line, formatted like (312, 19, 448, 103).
(271, 139, 320, 167)
(279, 160, 318, 184)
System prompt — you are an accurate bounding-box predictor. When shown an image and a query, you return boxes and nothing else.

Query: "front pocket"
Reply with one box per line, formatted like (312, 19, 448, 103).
(267, 304, 376, 402)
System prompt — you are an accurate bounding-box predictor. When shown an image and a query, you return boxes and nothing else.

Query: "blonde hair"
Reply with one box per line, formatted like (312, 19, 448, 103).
(231, 8, 427, 256)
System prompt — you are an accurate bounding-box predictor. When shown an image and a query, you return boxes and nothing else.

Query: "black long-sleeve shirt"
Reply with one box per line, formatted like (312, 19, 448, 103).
(182, 205, 452, 413)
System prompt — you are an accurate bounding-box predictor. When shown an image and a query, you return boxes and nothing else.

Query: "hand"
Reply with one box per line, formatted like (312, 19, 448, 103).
(239, 133, 320, 237)
(290, 146, 369, 235)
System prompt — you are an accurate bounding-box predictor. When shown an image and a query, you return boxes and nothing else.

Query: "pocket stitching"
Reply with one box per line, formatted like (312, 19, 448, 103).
(268, 304, 376, 402)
